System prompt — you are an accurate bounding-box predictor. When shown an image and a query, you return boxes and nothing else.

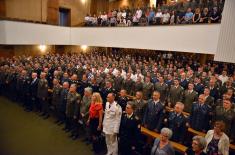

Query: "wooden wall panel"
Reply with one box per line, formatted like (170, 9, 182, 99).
(0, 0, 6, 18)
(47, 0, 59, 25)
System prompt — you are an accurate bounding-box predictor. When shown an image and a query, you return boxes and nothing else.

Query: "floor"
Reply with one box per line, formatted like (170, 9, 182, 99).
(0, 96, 93, 155)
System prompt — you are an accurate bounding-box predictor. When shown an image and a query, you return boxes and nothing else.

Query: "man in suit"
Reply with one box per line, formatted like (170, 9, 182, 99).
(29, 72, 39, 112)
(154, 76, 168, 104)
(180, 72, 189, 89)
(100, 81, 116, 106)
(168, 79, 184, 108)
(183, 83, 198, 113)
(194, 77, 204, 94)
(119, 101, 141, 155)
(143, 91, 165, 132)
(164, 102, 187, 143)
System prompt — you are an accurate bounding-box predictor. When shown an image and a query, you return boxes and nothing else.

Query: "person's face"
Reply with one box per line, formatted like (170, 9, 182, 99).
(69, 85, 76, 92)
(198, 95, 205, 104)
(188, 84, 194, 90)
(204, 89, 210, 95)
(214, 125, 222, 134)
(120, 90, 126, 97)
(174, 80, 179, 86)
(153, 92, 160, 100)
(63, 83, 69, 89)
(91, 94, 96, 101)
(32, 73, 37, 79)
(223, 100, 231, 109)
(125, 104, 133, 115)
(192, 140, 201, 152)
(160, 132, 168, 142)
(174, 104, 183, 113)
(107, 94, 114, 103)
(136, 92, 142, 100)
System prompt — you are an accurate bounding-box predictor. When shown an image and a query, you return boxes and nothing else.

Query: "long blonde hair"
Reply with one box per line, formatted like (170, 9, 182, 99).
(92, 92, 103, 104)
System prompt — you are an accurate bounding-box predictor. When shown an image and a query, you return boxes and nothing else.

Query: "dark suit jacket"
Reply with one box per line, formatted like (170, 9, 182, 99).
(30, 78, 39, 98)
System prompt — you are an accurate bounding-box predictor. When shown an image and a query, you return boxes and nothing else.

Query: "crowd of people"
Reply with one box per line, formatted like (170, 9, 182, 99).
(0, 50, 234, 155)
(84, 0, 224, 27)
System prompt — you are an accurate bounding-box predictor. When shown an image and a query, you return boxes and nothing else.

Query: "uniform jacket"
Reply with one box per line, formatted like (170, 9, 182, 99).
(103, 101, 122, 134)
(183, 90, 198, 113)
(37, 79, 48, 99)
(154, 82, 168, 103)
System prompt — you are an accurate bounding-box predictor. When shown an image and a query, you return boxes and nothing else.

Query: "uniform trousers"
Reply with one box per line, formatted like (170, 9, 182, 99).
(105, 134, 118, 155)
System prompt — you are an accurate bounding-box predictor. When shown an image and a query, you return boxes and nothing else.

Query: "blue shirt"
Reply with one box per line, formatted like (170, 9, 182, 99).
(185, 12, 193, 20)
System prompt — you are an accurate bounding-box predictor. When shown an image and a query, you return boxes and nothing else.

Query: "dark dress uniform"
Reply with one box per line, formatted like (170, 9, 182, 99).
(154, 82, 168, 104)
(183, 90, 198, 113)
(189, 102, 211, 132)
(194, 83, 204, 94)
(119, 113, 141, 155)
(117, 96, 129, 112)
(168, 85, 184, 108)
(100, 86, 115, 107)
(59, 88, 69, 123)
(143, 99, 165, 131)
(133, 99, 147, 124)
(180, 79, 189, 89)
(37, 78, 49, 115)
(51, 84, 62, 120)
(29, 78, 39, 111)
(89, 82, 100, 93)
(142, 82, 154, 100)
(214, 106, 235, 140)
(65, 91, 81, 138)
(209, 87, 220, 101)
(165, 111, 187, 143)
(113, 76, 123, 92)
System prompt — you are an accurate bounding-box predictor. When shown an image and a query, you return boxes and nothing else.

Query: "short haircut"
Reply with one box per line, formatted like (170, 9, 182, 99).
(214, 121, 226, 132)
(192, 136, 207, 150)
(161, 128, 173, 139)
(127, 101, 136, 111)
(84, 87, 93, 93)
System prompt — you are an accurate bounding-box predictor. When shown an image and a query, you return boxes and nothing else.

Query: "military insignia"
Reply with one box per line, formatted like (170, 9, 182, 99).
(135, 116, 139, 120)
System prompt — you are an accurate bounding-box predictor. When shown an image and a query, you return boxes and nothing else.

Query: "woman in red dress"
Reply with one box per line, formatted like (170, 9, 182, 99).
(87, 92, 103, 153)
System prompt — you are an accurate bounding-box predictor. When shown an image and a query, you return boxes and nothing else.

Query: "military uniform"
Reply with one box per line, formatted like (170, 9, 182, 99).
(117, 96, 129, 112)
(65, 91, 81, 138)
(58, 88, 69, 123)
(214, 106, 235, 140)
(133, 99, 147, 124)
(142, 82, 154, 100)
(133, 81, 143, 95)
(154, 82, 168, 104)
(168, 85, 184, 108)
(194, 83, 204, 94)
(28, 77, 39, 111)
(189, 102, 211, 132)
(119, 113, 141, 155)
(37, 78, 49, 115)
(143, 99, 165, 131)
(52, 84, 62, 120)
(103, 101, 122, 155)
(113, 76, 123, 92)
(80, 95, 91, 139)
(122, 79, 134, 95)
(100, 86, 115, 106)
(183, 90, 198, 113)
(165, 111, 187, 143)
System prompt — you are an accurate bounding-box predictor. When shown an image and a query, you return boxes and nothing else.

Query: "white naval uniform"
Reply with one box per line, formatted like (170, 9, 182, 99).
(103, 101, 122, 155)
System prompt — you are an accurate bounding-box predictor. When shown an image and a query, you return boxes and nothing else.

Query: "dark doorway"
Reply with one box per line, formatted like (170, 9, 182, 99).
(59, 8, 71, 26)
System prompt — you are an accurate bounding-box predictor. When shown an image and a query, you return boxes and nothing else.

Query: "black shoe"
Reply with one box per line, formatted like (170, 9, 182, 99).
(72, 135, 78, 140)
(43, 115, 49, 119)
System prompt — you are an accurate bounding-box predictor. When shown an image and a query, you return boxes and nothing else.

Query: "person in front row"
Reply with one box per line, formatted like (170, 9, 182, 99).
(185, 136, 207, 155)
(87, 92, 103, 153)
(151, 128, 175, 155)
(143, 91, 164, 132)
(204, 121, 230, 155)
(103, 93, 122, 155)
(119, 101, 141, 155)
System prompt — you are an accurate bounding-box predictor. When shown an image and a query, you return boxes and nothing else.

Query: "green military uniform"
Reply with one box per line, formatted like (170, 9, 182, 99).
(168, 85, 184, 108)
(37, 79, 48, 114)
(183, 90, 198, 113)
(142, 82, 154, 100)
(154, 82, 168, 104)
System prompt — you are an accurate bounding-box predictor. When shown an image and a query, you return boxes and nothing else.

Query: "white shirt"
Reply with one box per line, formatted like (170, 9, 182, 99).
(162, 13, 170, 23)
(155, 12, 163, 18)
(136, 9, 142, 19)
(103, 101, 122, 134)
(219, 75, 229, 85)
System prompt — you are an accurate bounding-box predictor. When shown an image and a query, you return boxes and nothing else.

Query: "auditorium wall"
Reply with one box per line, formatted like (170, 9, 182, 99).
(5, 0, 47, 22)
